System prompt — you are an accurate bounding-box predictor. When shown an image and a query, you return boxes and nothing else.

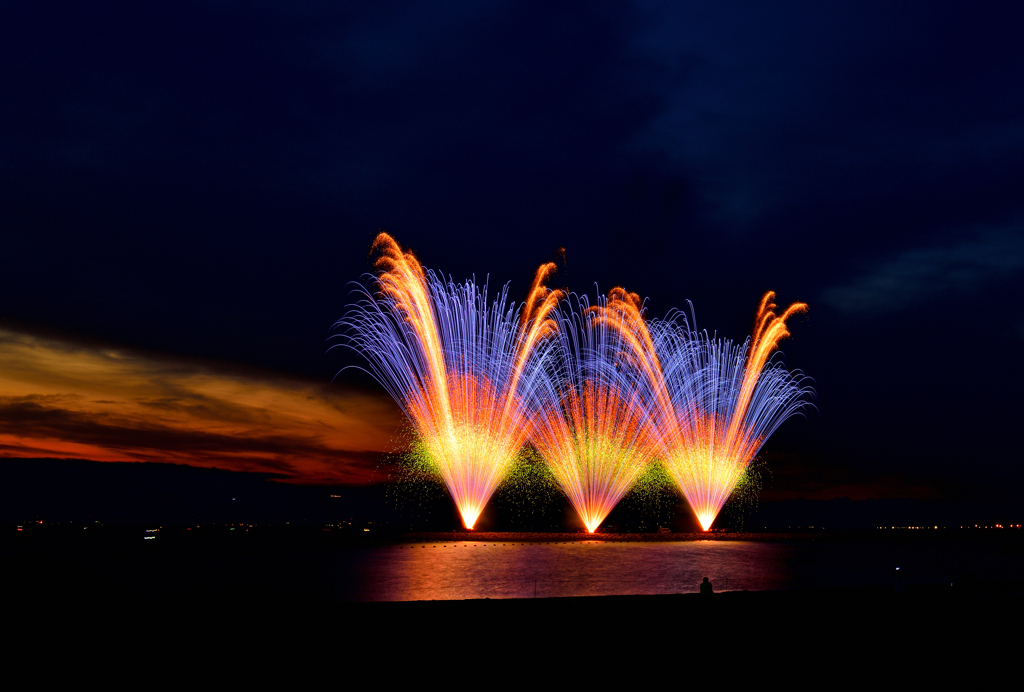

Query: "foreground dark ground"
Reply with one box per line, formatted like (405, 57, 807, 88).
(11, 583, 1016, 661)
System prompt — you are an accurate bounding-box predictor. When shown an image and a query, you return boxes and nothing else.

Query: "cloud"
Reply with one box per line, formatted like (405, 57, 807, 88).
(0, 329, 403, 483)
(627, 4, 1024, 226)
(820, 228, 1024, 313)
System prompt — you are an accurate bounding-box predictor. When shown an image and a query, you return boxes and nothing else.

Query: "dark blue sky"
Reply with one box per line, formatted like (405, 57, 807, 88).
(2, 2, 1023, 509)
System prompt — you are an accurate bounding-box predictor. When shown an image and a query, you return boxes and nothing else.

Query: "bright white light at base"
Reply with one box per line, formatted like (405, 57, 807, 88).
(697, 513, 715, 531)
(460, 507, 481, 530)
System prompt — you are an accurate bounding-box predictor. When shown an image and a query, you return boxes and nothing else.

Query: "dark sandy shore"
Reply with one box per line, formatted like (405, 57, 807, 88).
(338, 582, 1023, 643)
(12, 584, 1018, 656)
(353, 580, 1024, 606)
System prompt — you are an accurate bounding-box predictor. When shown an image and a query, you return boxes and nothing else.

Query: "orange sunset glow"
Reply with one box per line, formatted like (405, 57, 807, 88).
(0, 328, 402, 483)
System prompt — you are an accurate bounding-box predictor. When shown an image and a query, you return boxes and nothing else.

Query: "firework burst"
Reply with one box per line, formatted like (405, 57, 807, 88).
(336, 234, 558, 528)
(528, 290, 660, 533)
(641, 293, 813, 530)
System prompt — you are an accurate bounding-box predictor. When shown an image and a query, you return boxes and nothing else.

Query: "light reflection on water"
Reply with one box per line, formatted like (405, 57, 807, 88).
(331, 539, 1024, 602)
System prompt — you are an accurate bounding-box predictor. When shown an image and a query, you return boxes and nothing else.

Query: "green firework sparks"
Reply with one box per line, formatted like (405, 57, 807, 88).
(721, 457, 768, 528)
(492, 444, 561, 526)
(383, 431, 449, 525)
(612, 460, 680, 530)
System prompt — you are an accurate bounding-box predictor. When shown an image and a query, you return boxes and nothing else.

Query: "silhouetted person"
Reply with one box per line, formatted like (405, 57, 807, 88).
(700, 577, 713, 595)
(892, 567, 904, 594)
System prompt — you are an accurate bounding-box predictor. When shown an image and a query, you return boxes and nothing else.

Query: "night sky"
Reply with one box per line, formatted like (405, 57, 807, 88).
(2, 2, 1023, 522)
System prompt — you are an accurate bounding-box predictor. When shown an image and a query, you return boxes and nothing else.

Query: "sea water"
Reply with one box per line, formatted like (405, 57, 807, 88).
(328, 539, 1024, 601)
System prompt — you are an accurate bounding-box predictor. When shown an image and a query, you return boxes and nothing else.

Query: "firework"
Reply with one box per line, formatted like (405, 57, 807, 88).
(337, 234, 558, 528)
(528, 290, 661, 533)
(629, 293, 813, 530)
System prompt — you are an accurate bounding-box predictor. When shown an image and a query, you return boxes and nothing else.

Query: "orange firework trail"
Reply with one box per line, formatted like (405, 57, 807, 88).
(337, 234, 559, 528)
(613, 292, 814, 531)
(528, 290, 660, 533)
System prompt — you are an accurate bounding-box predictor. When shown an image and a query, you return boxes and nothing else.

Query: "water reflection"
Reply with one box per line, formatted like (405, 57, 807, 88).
(331, 539, 1024, 602)
(339, 541, 790, 601)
